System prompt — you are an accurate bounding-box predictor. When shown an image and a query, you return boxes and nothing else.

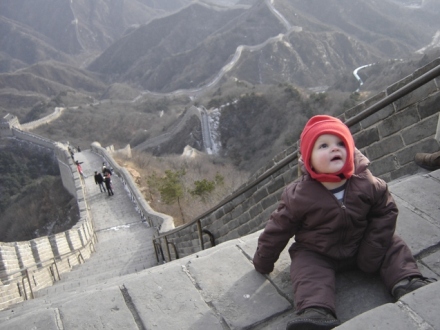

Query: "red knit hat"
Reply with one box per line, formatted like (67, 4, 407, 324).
(300, 115, 355, 182)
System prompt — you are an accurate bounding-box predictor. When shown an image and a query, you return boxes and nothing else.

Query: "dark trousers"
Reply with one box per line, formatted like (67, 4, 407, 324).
(289, 234, 421, 314)
(98, 182, 106, 192)
(105, 181, 113, 196)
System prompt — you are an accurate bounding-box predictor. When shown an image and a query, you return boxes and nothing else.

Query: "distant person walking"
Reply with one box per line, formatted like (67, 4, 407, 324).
(102, 164, 112, 176)
(77, 146, 81, 152)
(104, 172, 114, 196)
(75, 160, 86, 179)
(94, 171, 106, 193)
(69, 147, 74, 160)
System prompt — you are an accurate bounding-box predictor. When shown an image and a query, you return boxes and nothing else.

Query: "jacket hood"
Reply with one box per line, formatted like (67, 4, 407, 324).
(299, 148, 369, 178)
(300, 115, 355, 182)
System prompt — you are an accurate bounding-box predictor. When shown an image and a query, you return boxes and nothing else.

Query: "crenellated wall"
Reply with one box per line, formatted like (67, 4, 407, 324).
(156, 58, 440, 260)
(0, 128, 96, 310)
(0, 117, 175, 310)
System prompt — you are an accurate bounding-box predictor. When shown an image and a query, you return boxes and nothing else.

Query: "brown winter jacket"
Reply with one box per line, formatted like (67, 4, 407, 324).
(253, 149, 398, 275)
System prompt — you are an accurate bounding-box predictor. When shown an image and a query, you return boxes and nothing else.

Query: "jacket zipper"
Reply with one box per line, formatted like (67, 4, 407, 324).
(339, 183, 349, 257)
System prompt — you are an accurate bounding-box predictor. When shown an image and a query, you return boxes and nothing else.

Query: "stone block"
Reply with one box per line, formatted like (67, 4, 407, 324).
(399, 281, 440, 328)
(61, 287, 140, 330)
(353, 127, 380, 149)
(0, 308, 62, 330)
(378, 105, 419, 138)
(243, 185, 257, 199)
(227, 218, 240, 232)
(421, 250, 440, 275)
(219, 212, 232, 227)
(249, 203, 263, 219)
(253, 187, 269, 204)
(237, 223, 251, 236)
(392, 195, 440, 256)
(267, 176, 286, 194)
(214, 207, 225, 220)
(261, 193, 278, 211)
(390, 162, 419, 181)
(223, 231, 240, 242)
(282, 165, 298, 184)
(126, 263, 223, 329)
(230, 204, 243, 220)
(418, 92, 440, 119)
(401, 117, 438, 145)
(237, 212, 251, 226)
(337, 303, 421, 330)
(387, 74, 414, 95)
(369, 155, 396, 176)
(359, 104, 394, 129)
(223, 202, 234, 214)
(257, 177, 271, 190)
(395, 139, 439, 166)
(389, 173, 440, 227)
(394, 81, 438, 112)
(366, 135, 403, 160)
(230, 193, 246, 209)
(187, 246, 291, 329)
(346, 99, 367, 119)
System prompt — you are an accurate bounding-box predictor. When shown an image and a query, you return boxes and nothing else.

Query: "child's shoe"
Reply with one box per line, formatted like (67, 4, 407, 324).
(392, 276, 437, 300)
(286, 307, 341, 330)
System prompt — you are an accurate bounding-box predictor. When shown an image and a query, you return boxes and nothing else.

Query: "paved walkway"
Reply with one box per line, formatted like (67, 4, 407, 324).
(36, 149, 158, 296)
(0, 166, 439, 329)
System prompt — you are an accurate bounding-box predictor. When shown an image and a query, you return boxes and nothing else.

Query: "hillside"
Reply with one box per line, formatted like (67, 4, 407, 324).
(88, 4, 247, 80)
(0, 0, 193, 69)
(0, 0, 440, 168)
(86, 0, 440, 93)
(0, 139, 79, 242)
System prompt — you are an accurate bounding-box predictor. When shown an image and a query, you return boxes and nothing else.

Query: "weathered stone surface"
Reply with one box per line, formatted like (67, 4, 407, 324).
(187, 245, 291, 329)
(125, 263, 223, 330)
(378, 106, 419, 138)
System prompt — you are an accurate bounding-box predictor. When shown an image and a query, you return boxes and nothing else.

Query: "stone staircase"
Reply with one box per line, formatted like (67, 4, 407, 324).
(0, 160, 439, 329)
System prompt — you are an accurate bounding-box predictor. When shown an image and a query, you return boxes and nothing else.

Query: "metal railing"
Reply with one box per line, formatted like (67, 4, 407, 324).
(152, 61, 440, 263)
(1, 240, 96, 304)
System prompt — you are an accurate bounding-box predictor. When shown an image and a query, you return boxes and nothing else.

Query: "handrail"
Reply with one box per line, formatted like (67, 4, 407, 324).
(202, 229, 216, 247)
(152, 61, 440, 262)
(77, 252, 85, 264)
(168, 242, 179, 260)
(345, 63, 440, 127)
(0, 238, 96, 304)
(21, 270, 34, 300)
(0, 238, 96, 282)
(153, 241, 165, 263)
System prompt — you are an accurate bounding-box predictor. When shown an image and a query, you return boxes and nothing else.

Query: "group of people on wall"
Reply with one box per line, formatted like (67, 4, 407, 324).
(74, 154, 114, 197)
(94, 163, 114, 196)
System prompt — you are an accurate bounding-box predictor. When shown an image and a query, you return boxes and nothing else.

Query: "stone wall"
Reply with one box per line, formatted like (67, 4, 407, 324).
(0, 130, 96, 310)
(90, 142, 174, 233)
(20, 107, 65, 131)
(156, 58, 440, 261)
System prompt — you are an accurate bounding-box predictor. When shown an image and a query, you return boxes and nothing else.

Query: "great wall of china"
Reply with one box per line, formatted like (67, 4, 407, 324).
(1, 57, 439, 311)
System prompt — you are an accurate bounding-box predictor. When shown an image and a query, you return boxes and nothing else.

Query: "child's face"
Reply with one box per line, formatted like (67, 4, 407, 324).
(310, 134, 347, 174)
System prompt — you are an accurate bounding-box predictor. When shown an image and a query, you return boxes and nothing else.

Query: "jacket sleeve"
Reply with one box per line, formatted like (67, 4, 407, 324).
(253, 187, 299, 274)
(357, 177, 398, 273)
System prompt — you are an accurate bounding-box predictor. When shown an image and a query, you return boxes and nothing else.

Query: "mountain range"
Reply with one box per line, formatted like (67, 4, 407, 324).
(1, 0, 440, 170)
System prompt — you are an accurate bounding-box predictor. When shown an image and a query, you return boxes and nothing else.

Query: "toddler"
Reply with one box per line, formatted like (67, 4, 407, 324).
(253, 115, 435, 330)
